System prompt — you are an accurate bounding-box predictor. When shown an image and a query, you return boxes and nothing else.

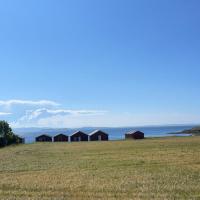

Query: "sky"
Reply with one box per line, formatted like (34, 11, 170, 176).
(0, 0, 200, 128)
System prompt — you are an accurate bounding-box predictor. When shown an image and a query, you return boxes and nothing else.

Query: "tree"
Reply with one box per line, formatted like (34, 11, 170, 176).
(0, 121, 22, 147)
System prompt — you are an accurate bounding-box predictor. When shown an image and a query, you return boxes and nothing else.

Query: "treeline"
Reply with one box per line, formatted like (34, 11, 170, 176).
(0, 121, 23, 147)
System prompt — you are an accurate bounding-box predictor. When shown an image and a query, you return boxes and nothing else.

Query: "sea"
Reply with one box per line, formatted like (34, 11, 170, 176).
(14, 125, 194, 144)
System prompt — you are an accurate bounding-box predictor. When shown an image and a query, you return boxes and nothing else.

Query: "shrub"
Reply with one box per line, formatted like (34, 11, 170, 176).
(0, 121, 23, 147)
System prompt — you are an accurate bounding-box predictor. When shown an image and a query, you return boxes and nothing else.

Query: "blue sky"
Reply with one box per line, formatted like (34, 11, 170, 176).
(0, 0, 200, 127)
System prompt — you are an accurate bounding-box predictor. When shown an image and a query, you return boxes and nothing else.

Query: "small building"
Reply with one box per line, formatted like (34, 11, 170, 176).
(125, 131, 144, 140)
(70, 131, 88, 142)
(17, 136, 25, 144)
(89, 130, 109, 141)
(54, 134, 68, 142)
(36, 134, 52, 142)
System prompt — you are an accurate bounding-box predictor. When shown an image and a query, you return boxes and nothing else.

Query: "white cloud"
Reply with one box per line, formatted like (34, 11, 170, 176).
(22, 108, 107, 120)
(0, 100, 59, 107)
(11, 108, 108, 127)
(45, 109, 107, 116)
(0, 112, 12, 116)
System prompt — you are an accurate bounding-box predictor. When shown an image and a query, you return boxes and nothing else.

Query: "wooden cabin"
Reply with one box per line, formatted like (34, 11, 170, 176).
(89, 130, 109, 141)
(17, 136, 25, 144)
(125, 131, 144, 140)
(70, 131, 88, 142)
(54, 134, 68, 142)
(36, 134, 52, 142)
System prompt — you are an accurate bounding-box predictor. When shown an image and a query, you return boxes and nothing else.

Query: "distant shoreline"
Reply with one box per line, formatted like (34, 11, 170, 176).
(168, 126, 200, 136)
(14, 125, 195, 144)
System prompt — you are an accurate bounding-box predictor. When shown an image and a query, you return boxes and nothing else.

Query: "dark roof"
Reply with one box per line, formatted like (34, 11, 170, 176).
(36, 134, 52, 138)
(54, 133, 68, 137)
(126, 130, 144, 135)
(70, 131, 87, 136)
(89, 130, 108, 136)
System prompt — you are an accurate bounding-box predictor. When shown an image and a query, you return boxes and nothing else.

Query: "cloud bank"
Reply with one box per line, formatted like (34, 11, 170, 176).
(0, 112, 12, 116)
(0, 100, 59, 107)
(19, 108, 107, 121)
(1, 99, 199, 128)
(0, 99, 107, 127)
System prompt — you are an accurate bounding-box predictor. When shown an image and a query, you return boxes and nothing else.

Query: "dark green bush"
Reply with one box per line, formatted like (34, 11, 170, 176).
(0, 121, 23, 147)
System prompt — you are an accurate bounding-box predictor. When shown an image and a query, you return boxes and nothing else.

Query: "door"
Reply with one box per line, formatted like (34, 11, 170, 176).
(75, 136, 81, 141)
(98, 135, 102, 141)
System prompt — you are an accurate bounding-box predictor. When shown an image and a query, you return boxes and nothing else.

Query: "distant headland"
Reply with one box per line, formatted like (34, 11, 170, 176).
(170, 126, 200, 136)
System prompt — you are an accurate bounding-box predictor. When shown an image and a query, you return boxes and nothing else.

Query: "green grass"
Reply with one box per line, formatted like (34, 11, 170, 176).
(0, 137, 200, 199)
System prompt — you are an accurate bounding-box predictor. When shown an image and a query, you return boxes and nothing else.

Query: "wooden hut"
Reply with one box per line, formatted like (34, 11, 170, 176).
(36, 134, 52, 142)
(17, 136, 25, 144)
(54, 134, 68, 142)
(89, 130, 109, 141)
(125, 131, 144, 140)
(70, 131, 88, 142)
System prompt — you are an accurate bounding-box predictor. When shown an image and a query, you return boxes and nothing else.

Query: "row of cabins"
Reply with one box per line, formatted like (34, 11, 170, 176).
(36, 130, 109, 142)
(36, 130, 145, 142)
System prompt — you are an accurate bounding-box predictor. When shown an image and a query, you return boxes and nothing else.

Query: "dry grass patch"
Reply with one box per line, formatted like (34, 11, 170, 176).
(0, 137, 200, 199)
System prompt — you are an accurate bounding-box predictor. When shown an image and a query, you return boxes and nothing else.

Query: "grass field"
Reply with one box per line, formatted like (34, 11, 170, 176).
(0, 137, 200, 200)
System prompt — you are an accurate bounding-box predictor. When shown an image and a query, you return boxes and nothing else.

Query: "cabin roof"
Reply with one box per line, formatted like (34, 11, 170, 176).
(54, 133, 68, 137)
(36, 134, 52, 138)
(70, 131, 87, 137)
(89, 130, 107, 136)
(126, 130, 144, 135)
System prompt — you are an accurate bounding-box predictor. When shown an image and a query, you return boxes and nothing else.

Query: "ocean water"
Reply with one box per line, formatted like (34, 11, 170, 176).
(15, 125, 194, 143)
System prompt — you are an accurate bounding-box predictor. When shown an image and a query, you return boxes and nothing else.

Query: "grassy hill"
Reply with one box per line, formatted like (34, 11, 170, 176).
(0, 137, 200, 199)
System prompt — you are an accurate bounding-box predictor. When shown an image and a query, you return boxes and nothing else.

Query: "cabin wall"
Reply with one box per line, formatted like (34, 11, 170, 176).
(90, 133, 108, 141)
(125, 133, 144, 140)
(54, 135, 68, 142)
(36, 136, 52, 142)
(71, 133, 88, 142)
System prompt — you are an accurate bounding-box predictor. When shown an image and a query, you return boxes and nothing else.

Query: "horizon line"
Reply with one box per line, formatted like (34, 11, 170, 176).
(12, 123, 198, 129)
